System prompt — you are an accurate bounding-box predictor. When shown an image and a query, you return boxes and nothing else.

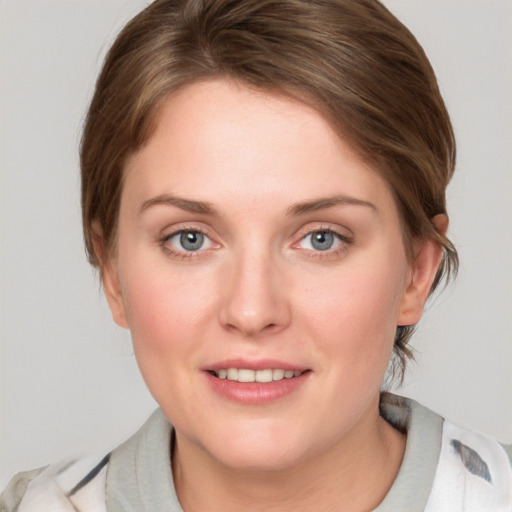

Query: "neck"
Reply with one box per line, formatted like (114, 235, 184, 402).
(172, 395, 405, 512)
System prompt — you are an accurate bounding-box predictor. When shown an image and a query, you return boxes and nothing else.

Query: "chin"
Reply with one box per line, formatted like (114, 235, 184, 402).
(199, 421, 314, 472)
(214, 445, 306, 473)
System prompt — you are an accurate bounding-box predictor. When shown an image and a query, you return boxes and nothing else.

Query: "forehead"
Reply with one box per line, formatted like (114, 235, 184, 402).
(122, 79, 396, 220)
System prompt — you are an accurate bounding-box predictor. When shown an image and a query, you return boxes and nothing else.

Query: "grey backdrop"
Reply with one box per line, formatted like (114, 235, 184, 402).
(1, 0, 511, 487)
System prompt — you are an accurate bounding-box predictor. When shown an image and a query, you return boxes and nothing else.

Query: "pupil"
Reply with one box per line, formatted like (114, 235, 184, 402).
(180, 231, 204, 251)
(311, 231, 334, 251)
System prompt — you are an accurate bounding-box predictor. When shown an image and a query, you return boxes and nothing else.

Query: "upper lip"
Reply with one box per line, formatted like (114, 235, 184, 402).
(204, 358, 309, 372)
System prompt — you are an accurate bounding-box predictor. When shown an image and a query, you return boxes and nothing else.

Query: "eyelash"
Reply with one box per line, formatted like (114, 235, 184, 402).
(157, 225, 353, 261)
(158, 227, 216, 261)
(293, 227, 353, 260)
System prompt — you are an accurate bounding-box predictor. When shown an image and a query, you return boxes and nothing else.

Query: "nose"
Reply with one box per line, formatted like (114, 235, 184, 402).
(218, 249, 291, 337)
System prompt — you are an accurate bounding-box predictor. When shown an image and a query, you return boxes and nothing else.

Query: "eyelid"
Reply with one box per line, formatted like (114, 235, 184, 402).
(298, 231, 343, 251)
(290, 223, 353, 258)
(292, 223, 353, 244)
(158, 223, 222, 259)
(167, 230, 213, 252)
(159, 221, 217, 241)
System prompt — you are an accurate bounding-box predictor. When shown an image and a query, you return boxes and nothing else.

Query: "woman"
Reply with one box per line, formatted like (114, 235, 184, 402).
(1, 0, 511, 510)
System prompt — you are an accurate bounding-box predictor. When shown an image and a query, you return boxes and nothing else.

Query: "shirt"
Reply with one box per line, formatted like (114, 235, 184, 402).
(2, 393, 511, 511)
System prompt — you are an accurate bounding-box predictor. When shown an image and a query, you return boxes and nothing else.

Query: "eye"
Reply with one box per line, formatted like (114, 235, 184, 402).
(298, 230, 344, 252)
(167, 230, 212, 252)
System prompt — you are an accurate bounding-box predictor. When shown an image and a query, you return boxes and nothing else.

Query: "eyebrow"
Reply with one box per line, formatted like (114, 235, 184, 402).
(287, 195, 377, 216)
(140, 194, 219, 216)
(140, 193, 376, 217)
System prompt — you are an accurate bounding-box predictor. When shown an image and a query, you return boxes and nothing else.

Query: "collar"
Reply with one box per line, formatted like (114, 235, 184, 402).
(106, 394, 443, 512)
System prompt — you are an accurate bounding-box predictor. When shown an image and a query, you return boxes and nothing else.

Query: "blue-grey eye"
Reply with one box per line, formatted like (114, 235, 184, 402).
(180, 231, 204, 251)
(168, 230, 211, 252)
(310, 231, 334, 251)
(299, 230, 342, 251)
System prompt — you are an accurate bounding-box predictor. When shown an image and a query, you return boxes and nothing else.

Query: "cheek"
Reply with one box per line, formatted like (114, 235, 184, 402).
(295, 256, 407, 362)
(119, 259, 217, 359)
(119, 264, 218, 412)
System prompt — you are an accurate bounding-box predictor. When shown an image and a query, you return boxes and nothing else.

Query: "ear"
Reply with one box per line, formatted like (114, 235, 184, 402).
(91, 222, 129, 329)
(397, 214, 448, 326)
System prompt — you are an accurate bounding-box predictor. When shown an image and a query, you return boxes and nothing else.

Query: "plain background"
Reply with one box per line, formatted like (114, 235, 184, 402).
(0, 0, 511, 488)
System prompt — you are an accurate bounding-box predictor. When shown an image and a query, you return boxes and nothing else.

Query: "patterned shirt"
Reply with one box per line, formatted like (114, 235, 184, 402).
(2, 394, 511, 511)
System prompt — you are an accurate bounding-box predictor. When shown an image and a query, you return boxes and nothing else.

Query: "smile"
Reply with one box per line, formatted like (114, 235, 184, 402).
(212, 368, 305, 383)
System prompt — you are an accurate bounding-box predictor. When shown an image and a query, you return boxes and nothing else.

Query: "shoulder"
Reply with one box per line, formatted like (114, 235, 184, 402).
(425, 420, 512, 511)
(378, 393, 512, 512)
(0, 454, 109, 512)
(0, 410, 169, 512)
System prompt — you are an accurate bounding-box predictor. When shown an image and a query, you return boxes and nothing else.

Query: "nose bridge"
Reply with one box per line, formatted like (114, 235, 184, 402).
(220, 243, 290, 336)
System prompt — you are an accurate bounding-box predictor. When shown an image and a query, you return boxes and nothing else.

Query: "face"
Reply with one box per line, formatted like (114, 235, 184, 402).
(102, 79, 436, 472)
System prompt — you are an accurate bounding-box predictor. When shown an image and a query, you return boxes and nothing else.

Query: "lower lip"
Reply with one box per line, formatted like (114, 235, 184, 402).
(204, 371, 310, 405)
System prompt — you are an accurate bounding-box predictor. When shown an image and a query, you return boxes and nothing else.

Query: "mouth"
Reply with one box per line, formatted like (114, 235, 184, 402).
(209, 368, 307, 383)
(204, 363, 311, 404)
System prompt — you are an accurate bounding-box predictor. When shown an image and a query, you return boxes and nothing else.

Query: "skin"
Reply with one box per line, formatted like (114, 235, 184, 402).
(97, 79, 444, 511)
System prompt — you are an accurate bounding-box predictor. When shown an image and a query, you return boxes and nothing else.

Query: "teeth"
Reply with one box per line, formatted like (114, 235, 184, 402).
(238, 369, 255, 383)
(227, 368, 238, 380)
(256, 369, 273, 383)
(214, 368, 304, 382)
(272, 369, 285, 380)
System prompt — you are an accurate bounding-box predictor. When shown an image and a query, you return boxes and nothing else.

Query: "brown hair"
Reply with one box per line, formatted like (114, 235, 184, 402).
(81, 0, 458, 379)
